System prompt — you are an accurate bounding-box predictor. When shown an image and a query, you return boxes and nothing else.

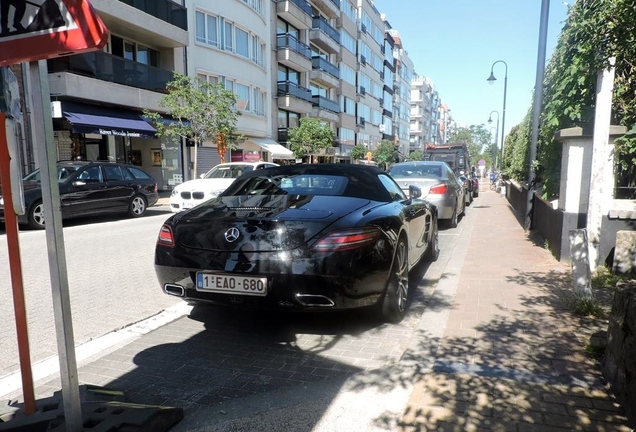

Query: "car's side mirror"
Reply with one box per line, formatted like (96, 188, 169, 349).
(409, 184, 422, 200)
(73, 181, 86, 187)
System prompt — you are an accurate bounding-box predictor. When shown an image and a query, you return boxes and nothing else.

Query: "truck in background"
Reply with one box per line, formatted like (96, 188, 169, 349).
(423, 143, 471, 175)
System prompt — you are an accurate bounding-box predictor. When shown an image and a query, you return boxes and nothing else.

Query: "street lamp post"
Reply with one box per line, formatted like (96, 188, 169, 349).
(487, 60, 508, 170)
(487, 110, 500, 169)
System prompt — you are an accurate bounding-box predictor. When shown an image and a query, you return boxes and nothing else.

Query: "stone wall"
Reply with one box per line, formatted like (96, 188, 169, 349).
(602, 281, 636, 426)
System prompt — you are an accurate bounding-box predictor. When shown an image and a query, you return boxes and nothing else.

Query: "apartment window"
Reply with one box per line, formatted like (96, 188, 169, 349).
(278, 65, 300, 85)
(110, 35, 159, 67)
(358, 42, 371, 62)
(340, 63, 356, 86)
(310, 83, 328, 98)
(341, 0, 356, 22)
(371, 109, 381, 125)
(278, 110, 300, 129)
(223, 20, 234, 51)
(340, 96, 356, 114)
(242, 0, 264, 15)
(236, 27, 249, 58)
(339, 127, 355, 146)
(371, 53, 382, 72)
(253, 88, 265, 116)
(373, 26, 383, 46)
(195, 11, 219, 48)
(341, 30, 356, 55)
(224, 78, 234, 93)
(237, 83, 250, 111)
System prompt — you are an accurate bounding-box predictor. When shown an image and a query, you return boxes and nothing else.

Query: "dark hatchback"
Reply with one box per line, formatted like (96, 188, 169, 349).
(0, 161, 159, 229)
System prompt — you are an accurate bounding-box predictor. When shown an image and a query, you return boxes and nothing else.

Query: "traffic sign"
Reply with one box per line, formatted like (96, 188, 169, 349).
(0, 0, 108, 67)
(478, 158, 486, 166)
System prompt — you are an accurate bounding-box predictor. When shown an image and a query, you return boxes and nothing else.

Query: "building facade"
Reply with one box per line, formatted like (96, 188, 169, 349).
(410, 73, 442, 153)
(46, 0, 188, 190)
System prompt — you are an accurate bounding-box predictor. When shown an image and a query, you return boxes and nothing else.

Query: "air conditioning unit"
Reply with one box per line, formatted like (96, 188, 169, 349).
(359, 55, 366, 65)
(359, 86, 366, 95)
(357, 117, 366, 126)
(379, 124, 386, 133)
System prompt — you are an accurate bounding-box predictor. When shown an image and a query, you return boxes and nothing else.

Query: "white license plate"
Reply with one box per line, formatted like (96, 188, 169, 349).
(196, 273, 268, 296)
(182, 201, 196, 209)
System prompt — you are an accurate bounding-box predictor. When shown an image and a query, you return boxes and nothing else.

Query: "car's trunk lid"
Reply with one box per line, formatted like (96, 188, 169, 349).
(172, 195, 370, 252)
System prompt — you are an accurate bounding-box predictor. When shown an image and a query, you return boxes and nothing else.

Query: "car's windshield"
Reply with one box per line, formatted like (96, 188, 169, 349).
(23, 166, 80, 183)
(203, 165, 254, 179)
(226, 174, 349, 197)
(388, 165, 442, 178)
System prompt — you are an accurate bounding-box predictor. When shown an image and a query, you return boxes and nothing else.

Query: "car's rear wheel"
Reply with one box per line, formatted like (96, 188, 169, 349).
(424, 219, 439, 262)
(378, 238, 409, 323)
(128, 195, 147, 218)
(27, 200, 45, 230)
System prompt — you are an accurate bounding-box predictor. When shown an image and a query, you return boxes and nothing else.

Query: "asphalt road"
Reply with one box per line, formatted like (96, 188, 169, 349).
(0, 204, 181, 378)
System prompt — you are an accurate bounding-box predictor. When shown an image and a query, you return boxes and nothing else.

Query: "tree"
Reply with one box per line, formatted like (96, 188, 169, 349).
(288, 117, 335, 160)
(143, 72, 241, 175)
(447, 124, 495, 168)
(350, 144, 366, 161)
(408, 150, 423, 161)
(373, 140, 397, 166)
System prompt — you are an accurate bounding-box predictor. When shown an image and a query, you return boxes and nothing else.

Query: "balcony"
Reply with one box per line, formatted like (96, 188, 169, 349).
(48, 51, 174, 93)
(276, 0, 312, 30)
(277, 34, 312, 71)
(277, 81, 313, 113)
(117, 0, 187, 30)
(310, 57, 339, 88)
(312, 95, 339, 113)
(309, 17, 340, 54)
(309, 0, 340, 19)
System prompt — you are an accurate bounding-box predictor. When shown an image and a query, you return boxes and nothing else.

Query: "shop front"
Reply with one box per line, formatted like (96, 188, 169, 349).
(243, 137, 296, 164)
(53, 100, 183, 190)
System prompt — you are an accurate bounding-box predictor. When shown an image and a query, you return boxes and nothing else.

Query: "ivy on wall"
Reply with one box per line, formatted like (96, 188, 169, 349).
(505, 0, 636, 199)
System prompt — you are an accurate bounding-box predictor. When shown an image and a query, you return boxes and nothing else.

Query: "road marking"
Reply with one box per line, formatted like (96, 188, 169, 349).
(0, 302, 192, 399)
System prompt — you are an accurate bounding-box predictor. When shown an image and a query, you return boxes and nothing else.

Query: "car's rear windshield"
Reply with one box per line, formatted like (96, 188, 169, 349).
(227, 174, 348, 197)
(204, 165, 254, 179)
(388, 165, 442, 178)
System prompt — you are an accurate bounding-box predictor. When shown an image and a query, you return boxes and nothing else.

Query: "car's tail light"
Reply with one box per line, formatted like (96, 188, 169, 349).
(312, 227, 380, 252)
(157, 225, 175, 247)
(429, 184, 448, 195)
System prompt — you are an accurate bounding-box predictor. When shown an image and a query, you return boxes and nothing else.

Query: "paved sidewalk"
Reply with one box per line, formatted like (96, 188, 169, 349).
(399, 186, 633, 431)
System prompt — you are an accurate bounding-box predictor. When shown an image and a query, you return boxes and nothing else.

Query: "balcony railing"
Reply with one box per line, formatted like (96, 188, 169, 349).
(277, 81, 313, 103)
(48, 51, 175, 93)
(311, 57, 339, 79)
(277, 33, 311, 59)
(312, 95, 339, 113)
(118, 0, 187, 30)
(277, 0, 312, 16)
(312, 17, 340, 44)
(278, 127, 290, 143)
(326, 0, 339, 8)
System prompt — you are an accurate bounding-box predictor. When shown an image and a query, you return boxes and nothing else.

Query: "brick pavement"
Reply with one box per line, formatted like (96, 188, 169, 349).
(398, 185, 634, 432)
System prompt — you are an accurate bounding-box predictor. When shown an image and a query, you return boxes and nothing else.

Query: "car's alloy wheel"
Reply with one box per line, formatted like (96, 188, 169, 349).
(27, 200, 45, 230)
(450, 205, 458, 228)
(129, 195, 147, 217)
(424, 220, 439, 262)
(379, 238, 409, 323)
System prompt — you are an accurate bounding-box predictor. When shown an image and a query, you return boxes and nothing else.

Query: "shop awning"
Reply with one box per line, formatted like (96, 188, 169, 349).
(249, 138, 295, 160)
(61, 101, 156, 138)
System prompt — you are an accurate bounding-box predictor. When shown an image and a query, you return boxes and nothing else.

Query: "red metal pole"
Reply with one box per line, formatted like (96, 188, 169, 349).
(0, 112, 36, 414)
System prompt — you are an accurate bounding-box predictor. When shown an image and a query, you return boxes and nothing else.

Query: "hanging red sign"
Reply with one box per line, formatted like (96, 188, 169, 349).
(0, 0, 108, 67)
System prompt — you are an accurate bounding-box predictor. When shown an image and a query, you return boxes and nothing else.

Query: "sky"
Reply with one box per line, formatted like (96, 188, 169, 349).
(371, 0, 572, 144)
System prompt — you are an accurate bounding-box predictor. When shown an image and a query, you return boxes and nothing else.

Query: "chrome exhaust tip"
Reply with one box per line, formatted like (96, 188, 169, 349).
(295, 294, 335, 307)
(164, 284, 185, 297)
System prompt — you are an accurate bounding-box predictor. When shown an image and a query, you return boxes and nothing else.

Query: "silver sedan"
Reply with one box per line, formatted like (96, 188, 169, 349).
(387, 161, 466, 228)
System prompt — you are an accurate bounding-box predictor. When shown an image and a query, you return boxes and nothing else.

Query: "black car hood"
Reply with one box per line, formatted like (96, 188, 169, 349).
(171, 194, 371, 252)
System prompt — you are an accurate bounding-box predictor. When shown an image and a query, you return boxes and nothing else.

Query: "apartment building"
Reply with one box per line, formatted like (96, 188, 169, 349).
(387, 26, 413, 160)
(274, 0, 341, 162)
(410, 74, 441, 153)
(46, 0, 188, 190)
(188, 0, 296, 176)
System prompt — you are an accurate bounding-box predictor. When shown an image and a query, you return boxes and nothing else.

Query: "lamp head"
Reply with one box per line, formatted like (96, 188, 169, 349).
(488, 117, 492, 124)
(487, 71, 496, 85)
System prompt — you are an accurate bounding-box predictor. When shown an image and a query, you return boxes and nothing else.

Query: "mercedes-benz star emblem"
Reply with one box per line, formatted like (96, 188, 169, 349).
(224, 227, 240, 243)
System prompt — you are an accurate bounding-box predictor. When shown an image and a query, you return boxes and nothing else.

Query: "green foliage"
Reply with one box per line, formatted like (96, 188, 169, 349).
(591, 265, 633, 291)
(373, 140, 397, 164)
(408, 150, 423, 161)
(350, 144, 367, 161)
(447, 124, 496, 168)
(143, 72, 241, 162)
(288, 117, 335, 158)
(507, 0, 636, 198)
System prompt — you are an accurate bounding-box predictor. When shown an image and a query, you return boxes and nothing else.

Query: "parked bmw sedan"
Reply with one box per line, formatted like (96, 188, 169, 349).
(0, 160, 158, 229)
(155, 163, 439, 323)
(387, 161, 466, 228)
(169, 162, 278, 213)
